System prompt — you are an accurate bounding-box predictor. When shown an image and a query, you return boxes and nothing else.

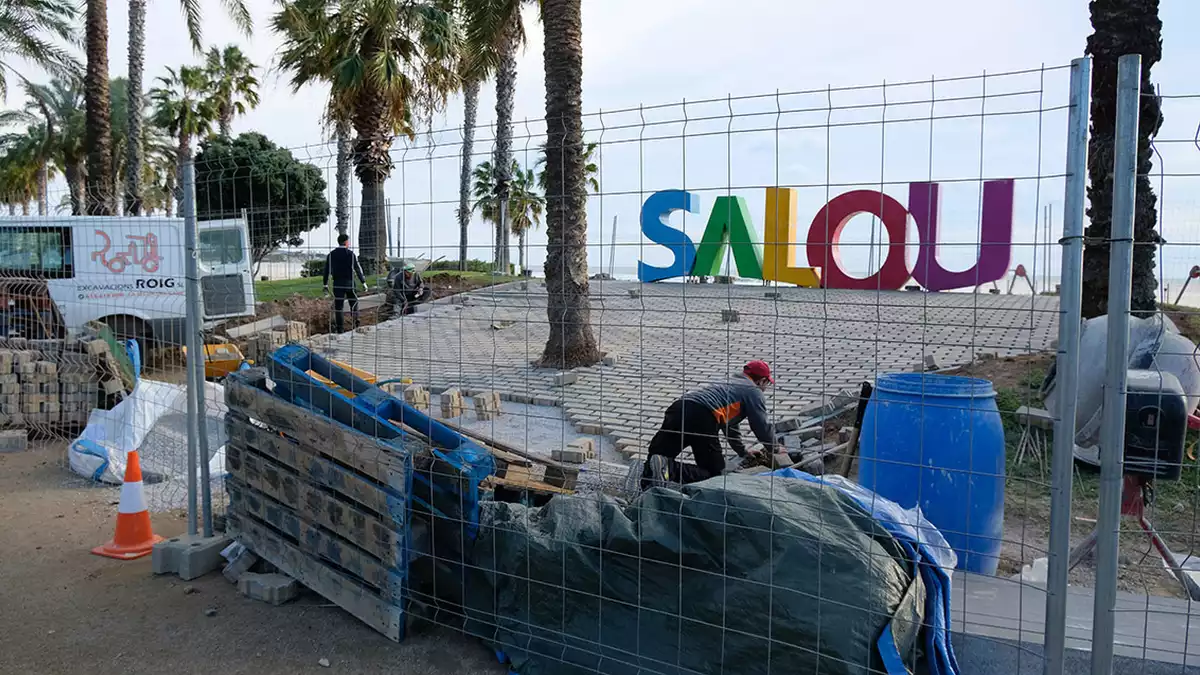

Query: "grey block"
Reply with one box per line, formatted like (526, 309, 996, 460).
(152, 534, 232, 580)
(238, 572, 300, 606)
(222, 545, 260, 583)
(554, 372, 579, 386)
(0, 429, 27, 453)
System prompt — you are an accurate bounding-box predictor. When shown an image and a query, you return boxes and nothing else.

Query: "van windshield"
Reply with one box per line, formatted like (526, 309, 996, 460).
(199, 228, 245, 265)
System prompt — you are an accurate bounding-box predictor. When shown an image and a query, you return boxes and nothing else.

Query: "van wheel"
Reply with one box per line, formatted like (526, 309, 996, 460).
(102, 316, 151, 368)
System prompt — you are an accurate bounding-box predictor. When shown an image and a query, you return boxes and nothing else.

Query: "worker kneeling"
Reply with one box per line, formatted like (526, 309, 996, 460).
(642, 360, 779, 490)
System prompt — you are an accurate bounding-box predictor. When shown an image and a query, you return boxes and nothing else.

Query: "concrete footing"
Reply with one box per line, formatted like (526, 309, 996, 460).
(152, 534, 232, 581)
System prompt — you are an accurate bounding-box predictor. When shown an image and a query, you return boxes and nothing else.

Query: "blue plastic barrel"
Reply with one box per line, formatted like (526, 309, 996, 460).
(857, 373, 1006, 575)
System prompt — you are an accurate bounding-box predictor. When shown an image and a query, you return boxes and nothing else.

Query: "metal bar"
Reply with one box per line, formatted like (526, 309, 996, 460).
(1042, 56, 1090, 675)
(1091, 52, 1141, 675)
(182, 160, 213, 537)
(181, 160, 201, 537)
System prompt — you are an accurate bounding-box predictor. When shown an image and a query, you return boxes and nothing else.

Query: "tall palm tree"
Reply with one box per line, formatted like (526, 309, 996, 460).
(272, 0, 459, 274)
(334, 117, 352, 234)
(124, 0, 251, 215)
(456, 73, 480, 268)
(205, 44, 260, 137)
(1, 124, 57, 216)
(0, 142, 38, 214)
(0, 0, 79, 100)
(149, 65, 216, 202)
(84, 0, 114, 215)
(1079, 0, 1164, 318)
(538, 0, 598, 368)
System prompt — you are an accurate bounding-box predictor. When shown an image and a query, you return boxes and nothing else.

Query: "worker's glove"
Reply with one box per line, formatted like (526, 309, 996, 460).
(322, 286, 329, 298)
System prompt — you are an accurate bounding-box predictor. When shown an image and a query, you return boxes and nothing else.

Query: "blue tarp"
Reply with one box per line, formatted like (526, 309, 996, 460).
(768, 469, 960, 675)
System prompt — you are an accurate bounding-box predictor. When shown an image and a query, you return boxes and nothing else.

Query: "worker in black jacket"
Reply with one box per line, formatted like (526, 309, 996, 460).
(322, 234, 368, 333)
(642, 360, 780, 489)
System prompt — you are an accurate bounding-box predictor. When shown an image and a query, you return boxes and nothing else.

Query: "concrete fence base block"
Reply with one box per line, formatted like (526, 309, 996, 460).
(222, 546, 261, 584)
(238, 572, 301, 606)
(152, 534, 233, 581)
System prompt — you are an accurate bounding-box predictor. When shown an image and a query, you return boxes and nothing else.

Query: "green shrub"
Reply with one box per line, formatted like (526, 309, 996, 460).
(300, 259, 325, 278)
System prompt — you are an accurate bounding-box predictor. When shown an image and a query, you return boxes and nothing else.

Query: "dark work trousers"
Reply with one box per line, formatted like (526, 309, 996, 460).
(332, 285, 359, 333)
(644, 398, 726, 486)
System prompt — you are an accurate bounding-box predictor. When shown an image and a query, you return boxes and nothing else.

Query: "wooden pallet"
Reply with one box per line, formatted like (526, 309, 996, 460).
(223, 371, 412, 641)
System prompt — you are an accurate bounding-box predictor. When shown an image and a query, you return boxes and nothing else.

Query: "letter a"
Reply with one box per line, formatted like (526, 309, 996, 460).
(638, 190, 700, 282)
(762, 188, 820, 287)
(691, 196, 763, 279)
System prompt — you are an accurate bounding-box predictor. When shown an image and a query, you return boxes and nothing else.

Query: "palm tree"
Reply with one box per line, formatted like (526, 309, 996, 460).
(84, 0, 114, 215)
(472, 158, 543, 272)
(0, 143, 38, 214)
(334, 118, 352, 234)
(456, 75, 480, 268)
(205, 44, 260, 137)
(272, 0, 459, 274)
(461, 0, 526, 272)
(538, 0, 599, 368)
(23, 77, 86, 214)
(1079, 0, 1164, 318)
(1, 125, 57, 216)
(0, 0, 79, 100)
(124, 0, 252, 215)
(149, 65, 216, 202)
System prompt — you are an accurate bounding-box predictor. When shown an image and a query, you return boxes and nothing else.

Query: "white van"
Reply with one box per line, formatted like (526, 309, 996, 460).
(0, 216, 256, 345)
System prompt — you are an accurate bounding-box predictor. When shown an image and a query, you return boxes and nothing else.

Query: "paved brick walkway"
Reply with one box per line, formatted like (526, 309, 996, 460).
(319, 281, 1059, 459)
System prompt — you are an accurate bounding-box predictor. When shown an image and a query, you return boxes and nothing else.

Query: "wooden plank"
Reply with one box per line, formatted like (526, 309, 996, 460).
(225, 441, 404, 567)
(224, 371, 410, 495)
(225, 420, 406, 525)
(225, 511, 403, 642)
(227, 481, 405, 602)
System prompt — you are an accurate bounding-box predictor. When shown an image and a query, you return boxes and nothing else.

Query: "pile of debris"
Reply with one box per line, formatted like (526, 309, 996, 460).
(0, 324, 131, 433)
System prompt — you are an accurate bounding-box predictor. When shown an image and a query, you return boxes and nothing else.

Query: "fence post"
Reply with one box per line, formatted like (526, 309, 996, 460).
(1092, 52, 1141, 675)
(1043, 56, 1091, 675)
(181, 159, 213, 537)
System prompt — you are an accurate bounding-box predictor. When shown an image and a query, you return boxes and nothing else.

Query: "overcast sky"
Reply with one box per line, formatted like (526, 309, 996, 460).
(10, 0, 1200, 284)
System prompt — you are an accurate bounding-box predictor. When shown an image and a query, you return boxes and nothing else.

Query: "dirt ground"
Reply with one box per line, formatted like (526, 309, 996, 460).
(0, 443, 504, 675)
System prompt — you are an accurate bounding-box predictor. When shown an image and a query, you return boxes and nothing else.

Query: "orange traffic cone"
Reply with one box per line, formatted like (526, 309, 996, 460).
(91, 450, 164, 560)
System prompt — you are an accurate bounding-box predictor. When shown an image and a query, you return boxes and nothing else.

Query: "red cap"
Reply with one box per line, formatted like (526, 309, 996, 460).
(744, 360, 774, 383)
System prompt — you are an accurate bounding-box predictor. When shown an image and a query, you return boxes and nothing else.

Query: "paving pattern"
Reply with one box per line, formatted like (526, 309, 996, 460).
(317, 281, 1059, 459)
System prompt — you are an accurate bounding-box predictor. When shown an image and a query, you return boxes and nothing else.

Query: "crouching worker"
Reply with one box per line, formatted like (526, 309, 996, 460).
(641, 360, 780, 490)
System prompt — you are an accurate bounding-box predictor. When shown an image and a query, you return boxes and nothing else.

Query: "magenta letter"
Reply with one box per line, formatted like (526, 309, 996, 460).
(909, 180, 1015, 292)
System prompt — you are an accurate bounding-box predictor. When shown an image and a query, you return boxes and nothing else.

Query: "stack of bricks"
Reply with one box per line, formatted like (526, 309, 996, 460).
(0, 336, 113, 431)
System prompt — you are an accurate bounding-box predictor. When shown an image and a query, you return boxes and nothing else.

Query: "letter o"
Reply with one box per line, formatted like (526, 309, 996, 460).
(805, 190, 910, 291)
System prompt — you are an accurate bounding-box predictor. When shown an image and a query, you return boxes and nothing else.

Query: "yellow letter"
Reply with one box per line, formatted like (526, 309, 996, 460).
(763, 187, 820, 287)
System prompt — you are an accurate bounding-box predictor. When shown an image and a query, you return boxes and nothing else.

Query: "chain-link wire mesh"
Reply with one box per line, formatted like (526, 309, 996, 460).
(9, 54, 1200, 674)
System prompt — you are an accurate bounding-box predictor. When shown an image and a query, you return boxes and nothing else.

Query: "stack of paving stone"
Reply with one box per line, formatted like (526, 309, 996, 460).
(0, 336, 114, 432)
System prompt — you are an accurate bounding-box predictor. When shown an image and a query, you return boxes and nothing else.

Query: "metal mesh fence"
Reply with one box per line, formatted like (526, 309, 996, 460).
(6, 54, 1200, 674)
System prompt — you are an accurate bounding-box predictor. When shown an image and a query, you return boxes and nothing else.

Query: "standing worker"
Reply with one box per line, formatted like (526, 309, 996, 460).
(642, 360, 781, 490)
(322, 233, 368, 333)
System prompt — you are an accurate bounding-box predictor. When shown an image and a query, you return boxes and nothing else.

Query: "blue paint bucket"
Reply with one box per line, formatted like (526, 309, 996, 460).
(858, 373, 1006, 575)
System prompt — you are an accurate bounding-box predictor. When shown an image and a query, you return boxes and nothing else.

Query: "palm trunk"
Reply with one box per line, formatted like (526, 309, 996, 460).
(66, 161, 84, 215)
(335, 118, 352, 235)
(219, 102, 233, 138)
(124, 0, 145, 215)
(458, 78, 479, 270)
(84, 0, 114, 216)
(36, 162, 49, 215)
(539, 0, 599, 368)
(6, 204, 13, 216)
(21, 201, 30, 216)
(1080, 0, 1164, 318)
(492, 20, 519, 273)
(357, 170, 387, 275)
(518, 230, 526, 274)
(352, 85, 394, 275)
(164, 171, 175, 217)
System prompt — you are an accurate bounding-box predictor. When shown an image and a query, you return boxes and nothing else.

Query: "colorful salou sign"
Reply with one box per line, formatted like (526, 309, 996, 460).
(637, 180, 1015, 292)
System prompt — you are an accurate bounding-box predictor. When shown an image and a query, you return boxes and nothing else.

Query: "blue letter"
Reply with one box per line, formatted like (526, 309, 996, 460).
(638, 190, 700, 282)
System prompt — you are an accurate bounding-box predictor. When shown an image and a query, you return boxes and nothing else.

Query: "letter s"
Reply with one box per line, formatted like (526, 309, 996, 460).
(638, 190, 700, 283)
